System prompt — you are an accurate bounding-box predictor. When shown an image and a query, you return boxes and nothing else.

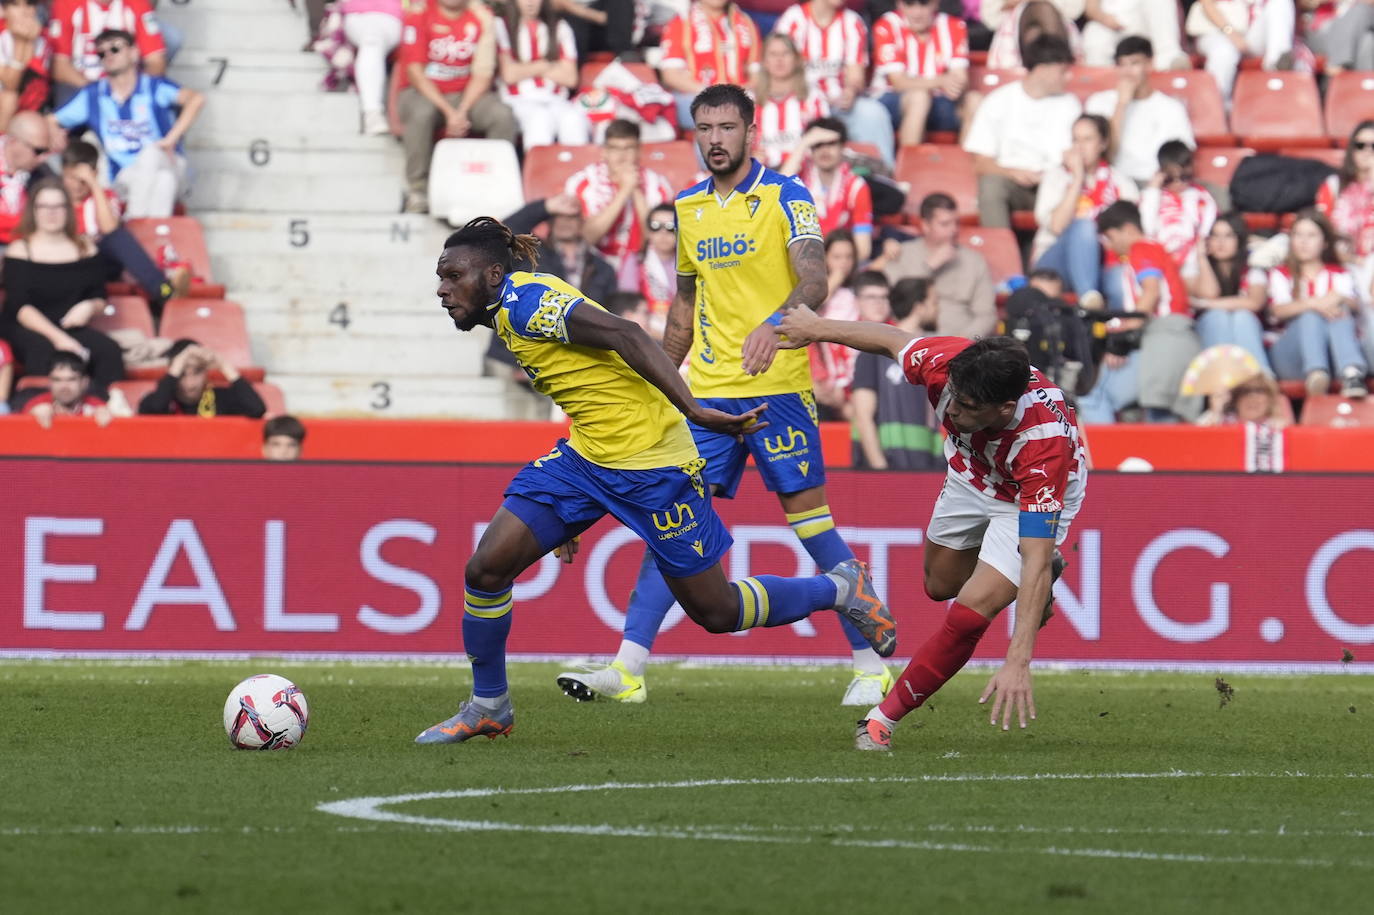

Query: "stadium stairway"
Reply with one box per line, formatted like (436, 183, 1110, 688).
(158, 0, 510, 418)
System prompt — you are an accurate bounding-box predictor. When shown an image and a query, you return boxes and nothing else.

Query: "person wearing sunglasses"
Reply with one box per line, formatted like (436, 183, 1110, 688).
(49, 0, 169, 107)
(50, 27, 203, 218)
(639, 202, 677, 336)
(1318, 120, 1374, 373)
(0, 110, 57, 245)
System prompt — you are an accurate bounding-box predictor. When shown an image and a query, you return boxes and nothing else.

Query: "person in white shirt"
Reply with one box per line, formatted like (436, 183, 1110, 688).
(963, 33, 1081, 229)
(1084, 35, 1195, 186)
(1190, 0, 1296, 104)
(1081, 0, 1188, 69)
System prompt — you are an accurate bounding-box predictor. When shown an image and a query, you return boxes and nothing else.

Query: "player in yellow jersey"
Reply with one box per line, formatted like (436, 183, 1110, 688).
(415, 217, 895, 745)
(557, 84, 896, 709)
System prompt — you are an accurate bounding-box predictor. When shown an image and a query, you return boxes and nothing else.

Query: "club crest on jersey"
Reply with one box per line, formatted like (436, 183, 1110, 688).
(679, 458, 707, 499)
(526, 288, 578, 341)
(746, 195, 761, 218)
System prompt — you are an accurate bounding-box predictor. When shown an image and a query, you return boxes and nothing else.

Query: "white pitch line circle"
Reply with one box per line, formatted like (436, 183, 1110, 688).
(315, 772, 1374, 869)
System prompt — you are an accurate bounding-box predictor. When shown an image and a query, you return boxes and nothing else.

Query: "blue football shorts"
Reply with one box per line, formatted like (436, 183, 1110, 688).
(692, 391, 826, 499)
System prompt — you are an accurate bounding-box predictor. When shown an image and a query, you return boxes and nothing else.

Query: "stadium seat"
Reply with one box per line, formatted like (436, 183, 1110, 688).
(15, 375, 47, 390)
(1148, 70, 1232, 146)
(91, 295, 154, 338)
(522, 144, 602, 202)
(1324, 72, 1374, 142)
(958, 226, 1023, 287)
(1066, 66, 1118, 102)
(1193, 146, 1256, 190)
(967, 68, 1020, 96)
(428, 138, 524, 227)
(253, 381, 288, 417)
(1279, 147, 1345, 169)
(640, 140, 701, 192)
(845, 142, 882, 161)
(1230, 72, 1326, 150)
(1299, 393, 1374, 426)
(159, 298, 264, 382)
(123, 217, 224, 297)
(895, 144, 978, 225)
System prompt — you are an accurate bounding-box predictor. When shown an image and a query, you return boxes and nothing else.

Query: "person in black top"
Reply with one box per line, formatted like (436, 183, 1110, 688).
(1, 178, 124, 396)
(138, 338, 265, 417)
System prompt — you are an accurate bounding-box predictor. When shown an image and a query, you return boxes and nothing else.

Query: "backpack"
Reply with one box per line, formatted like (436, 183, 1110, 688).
(1229, 154, 1336, 214)
(1000, 287, 1097, 398)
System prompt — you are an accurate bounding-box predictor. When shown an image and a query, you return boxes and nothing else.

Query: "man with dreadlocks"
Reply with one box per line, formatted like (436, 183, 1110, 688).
(414, 216, 895, 745)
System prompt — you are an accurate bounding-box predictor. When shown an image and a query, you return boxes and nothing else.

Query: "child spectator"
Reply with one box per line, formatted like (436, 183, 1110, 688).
(1263, 209, 1369, 398)
(16, 350, 112, 427)
(495, 0, 587, 148)
(1139, 141, 1218, 284)
(871, 0, 971, 148)
(782, 116, 873, 263)
(1084, 36, 1195, 186)
(1190, 211, 1272, 373)
(0, 0, 51, 131)
(1196, 372, 1288, 428)
(138, 339, 266, 417)
(339, 0, 404, 136)
(263, 415, 307, 460)
(753, 34, 828, 171)
(658, 0, 760, 127)
(51, 28, 205, 219)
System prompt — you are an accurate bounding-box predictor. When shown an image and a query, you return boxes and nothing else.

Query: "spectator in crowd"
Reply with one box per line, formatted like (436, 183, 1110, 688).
(871, 0, 971, 148)
(0, 110, 55, 245)
(983, 0, 1081, 71)
(657, 0, 760, 127)
(1081, 0, 1187, 69)
(963, 33, 1080, 230)
(62, 139, 187, 320)
(138, 339, 266, 416)
(0, 338, 12, 412)
(752, 33, 828, 171)
(495, 0, 588, 148)
(1300, 0, 1374, 74)
(822, 226, 857, 302)
(881, 191, 997, 337)
(339, 0, 404, 136)
(1081, 199, 1201, 423)
(565, 118, 673, 289)
(262, 414, 307, 460)
(1190, 210, 1272, 372)
(814, 269, 889, 418)
(849, 275, 943, 471)
(397, 0, 515, 214)
(774, 0, 895, 164)
(2, 179, 123, 396)
(49, 0, 169, 107)
(51, 28, 204, 219)
(16, 350, 112, 427)
(1084, 36, 1194, 187)
(639, 201, 676, 335)
(1192, 0, 1296, 104)
(782, 117, 873, 262)
(1196, 372, 1289, 427)
(603, 290, 657, 339)
(1139, 140, 1217, 282)
(558, 0, 645, 58)
(1264, 209, 1369, 398)
(1032, 113, 1136, 306)
(1317, 119, 1374, 267)
(0, 0, 51, 131)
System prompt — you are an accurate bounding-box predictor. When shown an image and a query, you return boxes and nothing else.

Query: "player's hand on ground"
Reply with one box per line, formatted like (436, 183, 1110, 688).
(979, 661, 1036, 731)
(741, 322, 781, 375)
(552, 536, 580, 564)
(773, 304, 822, 349)
(690, 403, 768, 438)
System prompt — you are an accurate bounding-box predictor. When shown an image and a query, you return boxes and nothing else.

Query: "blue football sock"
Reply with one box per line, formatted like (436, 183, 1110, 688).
(623, 548, 677, 652)
(462, 585, 513, 698)
(787, 505, 869, 651)
(732, 574, 838, 630)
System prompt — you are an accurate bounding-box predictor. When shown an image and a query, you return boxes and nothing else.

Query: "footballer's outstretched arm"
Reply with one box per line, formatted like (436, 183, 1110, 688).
(662, 273, 696, 366)
(565, 300, 765, 437)
(774, 304, 917, 359)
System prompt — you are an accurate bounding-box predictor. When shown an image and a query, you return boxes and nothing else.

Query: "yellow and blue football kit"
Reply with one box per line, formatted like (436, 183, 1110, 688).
(675, 158, 825, 496)
(494, 272, 730, 577)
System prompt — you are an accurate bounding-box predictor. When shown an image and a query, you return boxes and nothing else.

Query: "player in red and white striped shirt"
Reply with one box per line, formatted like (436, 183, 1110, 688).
(752, 34, 829, 170)
(774, 0, 895, 164)
(493, 0, 589, 147)
(870, 0, 970, 146)
(775, 310, 1086, 750)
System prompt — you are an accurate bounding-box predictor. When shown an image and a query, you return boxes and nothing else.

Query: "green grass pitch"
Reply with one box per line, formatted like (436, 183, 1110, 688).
(3, 660, 1372, 914)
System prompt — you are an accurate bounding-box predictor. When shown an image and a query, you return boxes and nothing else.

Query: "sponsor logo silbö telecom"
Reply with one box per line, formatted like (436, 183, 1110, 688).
(696, 234, 756, 270)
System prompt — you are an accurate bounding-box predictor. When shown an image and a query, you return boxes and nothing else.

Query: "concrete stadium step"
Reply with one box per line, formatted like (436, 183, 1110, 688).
(189, 169, 403, 213)
(212, 251, 449, 298)
(170, 50, 328, 94)
(253, 331, 485, 377)
(192, 92, 366, 138)
(189, 145, 404, 182)
(271, 374, 511, 419)
(200, 212, 449, 257)
(244, 298, 451, 340)
(158, 6, 307, 54)
(186, 132, 400, 155)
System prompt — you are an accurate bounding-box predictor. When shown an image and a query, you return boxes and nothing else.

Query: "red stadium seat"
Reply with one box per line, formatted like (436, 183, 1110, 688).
(1148, 70, 1232, 146)
(895, 144, 979, 225)
(1230, 72, 1326, 150)
(1324, 72, 1374, 142)
(16, 375, 47, 390)
(91, 295, 154, 338)
(1300, 393, 1374, 426)
(159, 299, 264, 382)
(521, 144, 601, 203)
(967, 68, 1019, 96)
(123, 217, 225, 298)
(1193, 146, 1256, 190)
(253, 381, 288, 417)
(1066, 66, 1118, 102)
(958, 226, 1023, 286)
(640, 140, 701, 193)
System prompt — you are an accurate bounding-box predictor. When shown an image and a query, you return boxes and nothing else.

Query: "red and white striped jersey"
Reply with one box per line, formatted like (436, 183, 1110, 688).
(753, 92, 829, 169)
(73, 188, 121, 240)
(49, 0, 164, 81)
(493, 16, 576, 100)
(799, 160, 872, 237)
(1115, 239, 1191, 318)
(1266, 263, 1356, 319)
(1139, 183, 1217, 270)
(870, 10, 968, 94)
(898, 335, 1084, 511)
(564, 161, 674, 262)
(658, 4, 760, 87)
(773, 3, 868, 102)
(1316, 176, 1374, 258)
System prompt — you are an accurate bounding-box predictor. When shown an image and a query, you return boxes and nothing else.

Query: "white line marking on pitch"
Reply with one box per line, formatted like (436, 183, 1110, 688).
(314, 773, 1374, 869)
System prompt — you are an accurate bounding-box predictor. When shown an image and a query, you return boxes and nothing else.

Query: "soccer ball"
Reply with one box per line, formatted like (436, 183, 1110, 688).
(223, 674, 309, 750)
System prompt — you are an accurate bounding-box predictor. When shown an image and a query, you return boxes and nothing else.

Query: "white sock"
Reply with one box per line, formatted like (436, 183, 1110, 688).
(470, 692, 508, 711)
(614, 640, 651, 677)
(851, 647, 886, 676)
(866, 706, 897, 729)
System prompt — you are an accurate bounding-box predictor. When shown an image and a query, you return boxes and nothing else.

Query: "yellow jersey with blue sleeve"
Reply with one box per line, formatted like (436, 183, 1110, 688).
(492, 272, 698, 470)
(675, 159, 822, 398)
